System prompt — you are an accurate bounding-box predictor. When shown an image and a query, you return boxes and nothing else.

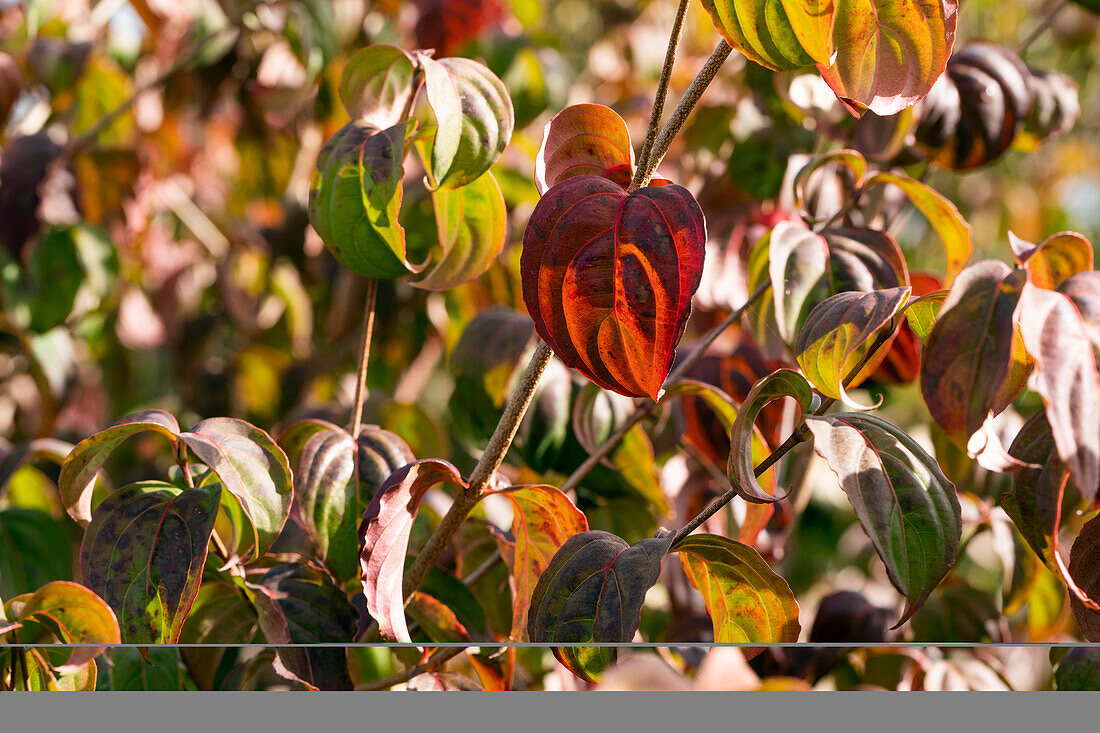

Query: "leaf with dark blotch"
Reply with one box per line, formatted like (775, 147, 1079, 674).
(1055, 647, 1100, 690)
(864, 172, 972, 285)
(675, 534, 800, 644)
(408, 170, 507, 291)
(7, 580, 120, 672)
(729, 369, 814, 504)
(246, 562, 359, 690)
(527, 530, 674, 682)
(58, 409, 181, 525)
(820, 0, 958, 116)
(421, 56, 513, 190)
(490, 484, 588, 641)
(1068, 515, 1100, 640)
(1017, 281, 1100, 504)
(920, 260, 1026, 446)
(80, 480, 220, 644)
(308, 120, 414, 279)
(806, 413, 962, 626)
(1009, 231, 1093, 290)
(338, 45, 415, 127)
(535, 103, 634, 194)
(359, 459, 465, 642)
(521, 175, 706, 400)
(179, 417, 293, 560)
(795, 287, 910, 408)
(178, 579, 260, 690)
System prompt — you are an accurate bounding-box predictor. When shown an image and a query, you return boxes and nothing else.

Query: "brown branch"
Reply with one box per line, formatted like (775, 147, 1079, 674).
(349, 278, 379, 439)
(354, 646, 468, 691)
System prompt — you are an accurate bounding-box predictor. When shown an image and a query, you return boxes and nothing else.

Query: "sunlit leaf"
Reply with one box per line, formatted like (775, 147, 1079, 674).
(339, 45, 416, 126)
(9, 580, 120, 672)
(1009, 231, 1093, 290)
(806, 412, 962, 625)
(675, 534, 800, 644)
(535, 103, 634, 194)
(521, 175, 706, 400)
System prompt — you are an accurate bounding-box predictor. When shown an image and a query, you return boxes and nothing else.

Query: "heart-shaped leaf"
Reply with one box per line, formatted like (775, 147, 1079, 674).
(920, 260, 1026, 446)
(527, 529, 674, 682)
(80, 480, 221, 643)
(58, 409, 181, 524)
(246, 562, 358, 690)
(7, 580, 120, 672)
(1068, 515, 1100, 641)
(805, 412, 962, 625)
(535, 103, 635, 194)
(729, 369, 815, 503)
(1017, 276, 1100, 504)
(676, 534, 801, 644)
(521, 174, 706, 400)
(338, 45, 416, 127)
(407, 170, 507, 291)
(359, 459, 465, 642)
(420, 56, 513, 190)
(819, 0, 958, 116)
(179, 418, 292, 560)
(1009, 231, 1093, 290)
(794, 286, 910, 407)
(308, 120, 415, 279)
(489, 484, 588, 641)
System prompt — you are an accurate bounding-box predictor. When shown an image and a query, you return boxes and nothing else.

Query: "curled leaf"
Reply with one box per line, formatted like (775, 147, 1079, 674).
(359, 459, 465, 642)
(1009, 231, 1093, 290)
(8, 580, 120, 672)
(338, 45, 416, 127)
(806, 412, 962, 625)
(521, 175, 706, 400)
(728, 369, 814, 504)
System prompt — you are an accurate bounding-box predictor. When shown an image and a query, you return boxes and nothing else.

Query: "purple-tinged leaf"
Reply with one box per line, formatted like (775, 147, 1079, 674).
(806, 412, 962, 626)
(1068, 515, 1100, 641)
(359, 459, 465, 642)
(80, 480, 220, 644)
(527, 529, 674, 682)
(535, 103, 635, 194)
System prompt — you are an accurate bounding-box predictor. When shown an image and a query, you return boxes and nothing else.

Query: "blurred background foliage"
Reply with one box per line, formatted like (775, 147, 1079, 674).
(0, 0, 1099, 689)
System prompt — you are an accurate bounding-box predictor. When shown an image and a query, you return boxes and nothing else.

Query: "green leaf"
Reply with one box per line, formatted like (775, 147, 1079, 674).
(902, 290, 948, 343)
(80, 480, 221, 644)
(102, 647, 185, 691)
(1000, 411, 1067, 574)
(179, 417, 293, 559)
(246, 562, 358, 690)
(805, 412, 962, 625)
(675, 533, 801, 643)
(528, 530, 674, 683)
(920, 260, 1026, 446)
(338, 45, 415, 127)
(58, 409, 182, 524)
(611, 425, 671, 518)
(700, 0, 831, 70)
(794, 286, 910, 408)
(766, 222, 831, 344)
(308, 120, 414, 279)
(729, 369, 814, 504)
(0, 508, 72, 598)
(178, 579, 261, 690)
(865, 172, 972, 285)
(408, 170, 507, 291)
(490, 484, 588, 641)
(1054, 648, 1100, 690)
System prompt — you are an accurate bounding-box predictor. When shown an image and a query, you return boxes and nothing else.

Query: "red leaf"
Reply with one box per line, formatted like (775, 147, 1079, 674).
(358, 459, 466, 642)
(520, 175, 706, 400)
(535, 104, 635, 194)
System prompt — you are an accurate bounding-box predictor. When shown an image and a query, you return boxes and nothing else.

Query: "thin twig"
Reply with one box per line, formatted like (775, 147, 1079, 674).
(354, 646, 468, 691)
(1018, 0, 1070, 55)
(349, 278, 379, 439)
(630, 0, 691, 191)
(633, 41, 733, 189)
(558, 281, 770, 494)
